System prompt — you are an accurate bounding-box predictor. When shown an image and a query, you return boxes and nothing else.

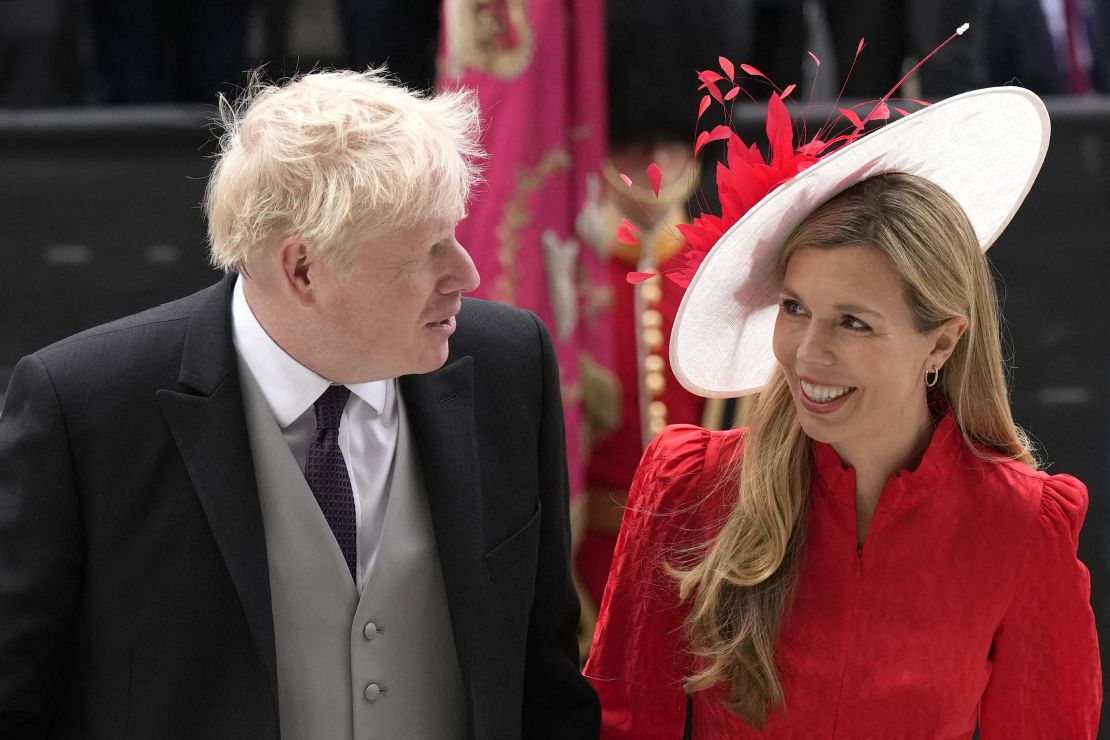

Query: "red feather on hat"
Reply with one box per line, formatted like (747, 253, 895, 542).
(635, 92, 823, 288)
(627, 24, 971, 288)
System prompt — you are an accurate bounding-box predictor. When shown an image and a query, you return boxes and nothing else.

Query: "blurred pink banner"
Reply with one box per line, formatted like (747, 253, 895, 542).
(440, 0, 613, 500)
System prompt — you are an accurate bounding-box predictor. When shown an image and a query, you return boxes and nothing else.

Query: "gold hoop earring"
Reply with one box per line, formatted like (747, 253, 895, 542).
(924, 367, 940, 388)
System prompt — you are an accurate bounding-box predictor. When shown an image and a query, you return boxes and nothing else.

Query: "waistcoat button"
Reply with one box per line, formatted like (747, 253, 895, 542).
(364, 683, 382, 701)
(364, 621, 379, 641)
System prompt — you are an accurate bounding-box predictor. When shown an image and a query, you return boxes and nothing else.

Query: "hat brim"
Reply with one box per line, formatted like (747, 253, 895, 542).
(670, 87, 1051, 398)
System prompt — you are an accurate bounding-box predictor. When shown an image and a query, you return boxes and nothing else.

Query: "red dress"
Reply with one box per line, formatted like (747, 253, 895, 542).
(585, 415, 1101, 738)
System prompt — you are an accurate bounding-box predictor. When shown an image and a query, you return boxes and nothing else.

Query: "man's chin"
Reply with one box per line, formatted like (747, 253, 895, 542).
(410, 344, 451, 376)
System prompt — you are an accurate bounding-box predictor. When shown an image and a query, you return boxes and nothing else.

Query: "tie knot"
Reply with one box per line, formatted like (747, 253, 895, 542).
(314, 385, 350, 430)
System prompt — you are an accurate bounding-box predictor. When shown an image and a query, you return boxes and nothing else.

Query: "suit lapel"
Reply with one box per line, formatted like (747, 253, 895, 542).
(400, 357, 483, 687)
(155, 276, 278, 711)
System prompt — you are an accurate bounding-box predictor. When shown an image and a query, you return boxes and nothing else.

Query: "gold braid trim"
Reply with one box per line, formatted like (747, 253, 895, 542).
(600, 157, 701, 208)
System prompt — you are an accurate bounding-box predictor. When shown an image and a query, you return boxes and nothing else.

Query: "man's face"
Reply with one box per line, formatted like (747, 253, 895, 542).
(312, 216, 480, 382)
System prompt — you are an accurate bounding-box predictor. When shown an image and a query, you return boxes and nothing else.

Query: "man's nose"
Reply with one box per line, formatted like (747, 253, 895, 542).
(443, 239, 480, 294)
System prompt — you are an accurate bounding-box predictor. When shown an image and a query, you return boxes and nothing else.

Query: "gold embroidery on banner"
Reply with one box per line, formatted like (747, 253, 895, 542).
(578, 350, 620, 450)
(451, 0, 534, 79)
(493, 126, 592, 305)
(493, 150, 566, 304)
(560, 379, 581, 407)
(578, 269, 612, 325)
(540, 229, 580, 341)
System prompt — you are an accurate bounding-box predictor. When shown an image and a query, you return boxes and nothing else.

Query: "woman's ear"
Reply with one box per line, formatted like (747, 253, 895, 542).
(926, 316, 969, 371)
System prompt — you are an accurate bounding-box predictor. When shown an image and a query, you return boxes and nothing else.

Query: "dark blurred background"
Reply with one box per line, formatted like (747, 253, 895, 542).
(1, 0, 1109, 732)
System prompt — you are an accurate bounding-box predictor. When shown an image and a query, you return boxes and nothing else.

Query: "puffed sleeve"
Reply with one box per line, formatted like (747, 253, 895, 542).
(584, 424, 720, 739)
(978, 474, 1101, 737)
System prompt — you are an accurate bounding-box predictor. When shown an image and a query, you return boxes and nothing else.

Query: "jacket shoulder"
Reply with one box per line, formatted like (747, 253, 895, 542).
(448, 299, 554, 398)
(35, 281, 224, 363)
(451, 298, 548, 354)
(26, 280, 229, 399)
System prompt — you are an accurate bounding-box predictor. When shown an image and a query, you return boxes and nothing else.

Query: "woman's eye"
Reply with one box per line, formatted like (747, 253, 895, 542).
(843, 315, 871, 332)
(780, 298, 804, 315)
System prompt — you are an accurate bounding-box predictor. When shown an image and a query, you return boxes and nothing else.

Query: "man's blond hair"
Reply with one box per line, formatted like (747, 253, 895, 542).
(205, 68, 484, 273)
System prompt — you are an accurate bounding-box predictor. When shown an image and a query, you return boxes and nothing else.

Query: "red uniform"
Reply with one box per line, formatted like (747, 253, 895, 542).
(577, 212, 704, 607)
(586, 415, 1101, 737)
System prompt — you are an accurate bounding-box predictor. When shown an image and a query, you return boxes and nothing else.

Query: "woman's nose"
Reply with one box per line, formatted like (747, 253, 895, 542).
(796, 323, 835, 365)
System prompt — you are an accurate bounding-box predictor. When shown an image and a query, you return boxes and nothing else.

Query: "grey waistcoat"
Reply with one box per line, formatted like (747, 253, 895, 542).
(239, 365, 467, 740)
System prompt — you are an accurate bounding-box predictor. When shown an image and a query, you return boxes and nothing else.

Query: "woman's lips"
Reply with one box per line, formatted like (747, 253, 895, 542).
(797, 377, 856, 415)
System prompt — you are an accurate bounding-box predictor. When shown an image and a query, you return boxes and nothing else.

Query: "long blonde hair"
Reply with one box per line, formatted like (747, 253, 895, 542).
(675, 173, 1036, 727)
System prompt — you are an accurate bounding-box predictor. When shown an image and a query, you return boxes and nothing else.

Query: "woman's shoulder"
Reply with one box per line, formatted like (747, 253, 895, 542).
(625, 424, 746, 527)
(953, 442, 1088, 542)
(638, 423, 746, 486)
(1000, 462, 1088, 545)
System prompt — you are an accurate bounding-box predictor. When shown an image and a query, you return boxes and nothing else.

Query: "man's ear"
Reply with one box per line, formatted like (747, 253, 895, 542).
(926, 316, 969, 372)
(278, 236, 314, 307)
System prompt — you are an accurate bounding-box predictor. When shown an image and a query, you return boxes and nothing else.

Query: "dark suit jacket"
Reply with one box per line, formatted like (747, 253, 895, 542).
(985, 0, 1110, 94)
(0, 276, 600, 739)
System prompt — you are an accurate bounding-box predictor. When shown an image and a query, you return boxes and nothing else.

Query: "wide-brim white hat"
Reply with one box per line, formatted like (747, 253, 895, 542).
(670, 86, 1051, 398)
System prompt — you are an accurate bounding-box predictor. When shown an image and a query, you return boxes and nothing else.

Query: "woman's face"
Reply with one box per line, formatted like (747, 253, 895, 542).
(771, 244, 955, 457)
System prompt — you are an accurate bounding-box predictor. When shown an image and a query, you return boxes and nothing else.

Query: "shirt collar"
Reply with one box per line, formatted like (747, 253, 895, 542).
(348, 378, 391, 417)
(230, 276, 392, 427)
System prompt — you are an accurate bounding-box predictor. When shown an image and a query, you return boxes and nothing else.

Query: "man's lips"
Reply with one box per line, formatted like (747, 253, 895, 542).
(424, 304, 461, 326)
(424, 315, 457, 335)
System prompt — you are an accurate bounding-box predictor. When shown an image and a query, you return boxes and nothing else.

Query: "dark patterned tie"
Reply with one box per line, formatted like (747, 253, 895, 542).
(1064, 0, 1092, 95)
(304, 385, 357, 581)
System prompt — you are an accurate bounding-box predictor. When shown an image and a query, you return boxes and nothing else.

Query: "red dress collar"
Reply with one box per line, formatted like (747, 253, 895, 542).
(809, 402, 964, 510)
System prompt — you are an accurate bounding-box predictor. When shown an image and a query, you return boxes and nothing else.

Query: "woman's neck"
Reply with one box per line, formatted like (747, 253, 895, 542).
(831, 396, 936, 545)
(832, 397, 936, 483)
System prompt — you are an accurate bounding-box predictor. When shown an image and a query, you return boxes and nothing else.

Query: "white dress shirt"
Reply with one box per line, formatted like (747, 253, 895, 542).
(230, 276, 398, 593)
